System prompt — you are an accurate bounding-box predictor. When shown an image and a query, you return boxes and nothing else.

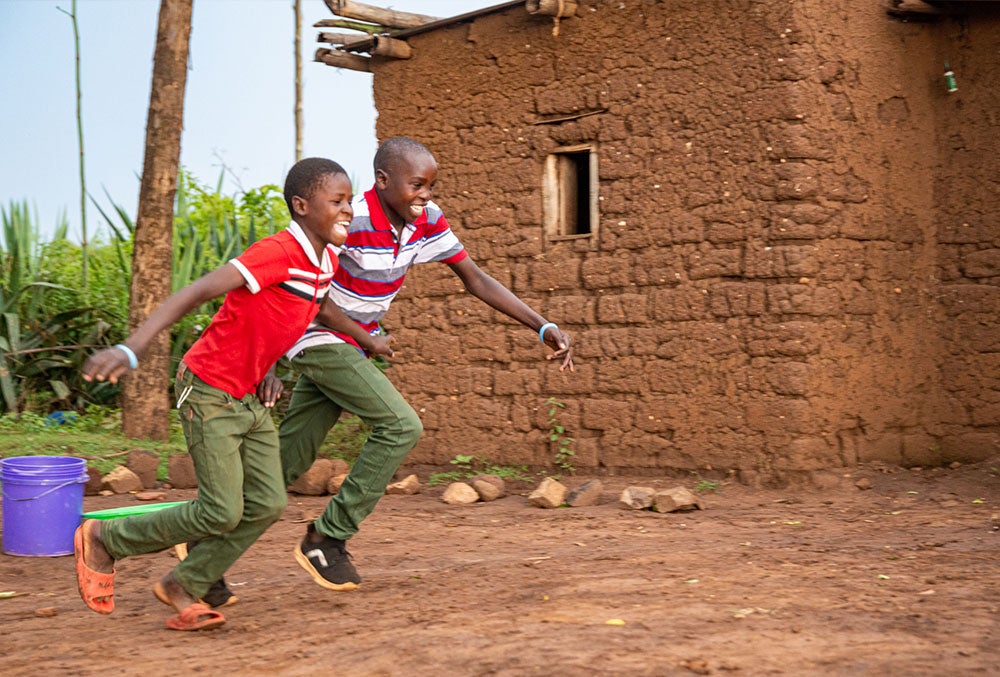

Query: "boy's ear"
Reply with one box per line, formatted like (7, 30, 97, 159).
(374, 168, 389, 189)
(291, 195, 308, 217)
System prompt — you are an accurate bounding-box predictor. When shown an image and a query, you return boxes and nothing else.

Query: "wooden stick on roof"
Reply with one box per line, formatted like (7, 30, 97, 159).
(315, 47, 372, 73)
(317, 31, 364, 46)
(314, 18, 384, 34)
(322, 0, 438, 29)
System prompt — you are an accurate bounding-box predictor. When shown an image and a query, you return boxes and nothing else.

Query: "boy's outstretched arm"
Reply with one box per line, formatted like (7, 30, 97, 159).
(448, 257, 574, 372)
(314, 297, 395, 357)
(83, 264, 247, 384)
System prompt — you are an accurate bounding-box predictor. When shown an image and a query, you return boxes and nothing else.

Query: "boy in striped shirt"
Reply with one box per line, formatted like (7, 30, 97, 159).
(75, 158, 353, 630)
(279, 137, 574, 592)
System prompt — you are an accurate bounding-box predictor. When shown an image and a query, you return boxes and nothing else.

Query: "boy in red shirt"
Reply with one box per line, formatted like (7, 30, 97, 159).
(75, 157, 353, 631)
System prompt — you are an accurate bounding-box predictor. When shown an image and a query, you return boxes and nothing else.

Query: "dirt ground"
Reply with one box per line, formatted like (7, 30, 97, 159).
(1, 460, 999, 676)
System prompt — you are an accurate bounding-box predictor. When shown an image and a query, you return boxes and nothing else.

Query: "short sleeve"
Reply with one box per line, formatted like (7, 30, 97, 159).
(230, 237, 290, 294)
(413, 210, 467, 265)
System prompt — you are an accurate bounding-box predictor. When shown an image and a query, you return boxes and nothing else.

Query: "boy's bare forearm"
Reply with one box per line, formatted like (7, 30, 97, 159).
(315, 297, 374, 349)
(83, 264, 244, 383)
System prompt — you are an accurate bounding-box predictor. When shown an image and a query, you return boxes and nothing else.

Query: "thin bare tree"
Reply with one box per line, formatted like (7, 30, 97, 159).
(57, 0, 89, 298)
(294, 0, 303, 161)
(122, 0, 193, 440)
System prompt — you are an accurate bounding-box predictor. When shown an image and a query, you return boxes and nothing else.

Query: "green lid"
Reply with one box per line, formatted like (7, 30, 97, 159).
(82, 501, 187, 520)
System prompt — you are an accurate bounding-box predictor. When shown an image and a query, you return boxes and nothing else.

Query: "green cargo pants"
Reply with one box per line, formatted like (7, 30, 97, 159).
(100, 365, 287, 599)
(279, 342, 422, 541)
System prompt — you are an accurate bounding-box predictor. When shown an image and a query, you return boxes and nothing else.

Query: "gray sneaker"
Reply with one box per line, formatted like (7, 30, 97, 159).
(293, 524, 361, 591)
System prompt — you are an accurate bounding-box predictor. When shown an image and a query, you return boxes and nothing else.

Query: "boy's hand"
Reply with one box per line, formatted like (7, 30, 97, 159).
(544, 328, 575, 372)
(365, 333, 395, 358)
(257, 372, 284, 408)
(82, 348, 133, 384)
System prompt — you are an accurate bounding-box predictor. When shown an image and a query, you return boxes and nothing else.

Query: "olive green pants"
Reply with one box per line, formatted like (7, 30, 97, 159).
(279, 343, 422, 541)
(101, 366, 286, 599)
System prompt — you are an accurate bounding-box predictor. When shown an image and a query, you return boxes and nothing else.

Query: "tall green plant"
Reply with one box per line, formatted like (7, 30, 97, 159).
(0, 201, 118, 413)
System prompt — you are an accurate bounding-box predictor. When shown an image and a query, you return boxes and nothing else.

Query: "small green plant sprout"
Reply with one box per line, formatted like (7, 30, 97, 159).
(427, 454, 530, 486)
(694, 479, 720, 493)
(545, 396, 575, 473)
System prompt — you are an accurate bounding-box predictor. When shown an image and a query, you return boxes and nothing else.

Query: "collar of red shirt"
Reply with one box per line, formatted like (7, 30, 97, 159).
(287, 221, 336, 272)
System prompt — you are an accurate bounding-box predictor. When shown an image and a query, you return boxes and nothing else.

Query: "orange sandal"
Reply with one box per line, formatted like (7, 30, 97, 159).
(74, 523, 115, 615)
(165, 603, 226, 631)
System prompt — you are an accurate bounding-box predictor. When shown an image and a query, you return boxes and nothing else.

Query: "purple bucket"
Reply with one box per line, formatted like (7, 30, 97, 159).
(1, 456, 88, 556)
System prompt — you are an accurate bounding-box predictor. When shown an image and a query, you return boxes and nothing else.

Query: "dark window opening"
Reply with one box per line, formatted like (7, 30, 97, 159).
(560, 150, 591, 235)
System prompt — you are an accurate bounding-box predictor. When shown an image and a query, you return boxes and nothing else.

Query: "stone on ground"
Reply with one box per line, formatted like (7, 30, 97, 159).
(619, 486, 656, 510)
(442, 482, 480, 505)
(470, 474, 506, 498)
(101, 466, 143, 494)
(168, 454, 197, 489)
(126, 449, 160, 489)
(652, 486, 702, 513)
(289, 458, 335, 495)
(528, 477, 568, 509)
(386, 474, 421, 495)
(566, 479, 604, 507)
(327, 473, 348, 495)
(472, 479, 502, 501)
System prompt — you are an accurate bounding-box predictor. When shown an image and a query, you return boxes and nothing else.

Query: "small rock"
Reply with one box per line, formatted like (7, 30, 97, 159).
(855, 477, 872, 490)
(168, 454, 197, 489)
(98, 489, 114, 497)
(619, 486, 656, 510)
(101, 466, 143, 494)
(288, 459, 335, 495)
(126, 449, 160, 489)
(949, 461, 962, 470)
(653, 486, 702, 513)
(472, 479, 502, 502)
(34, 607, 58, 618)
(566, 479, 604, 507)
(135, 490, 167, 501)
(528, 477, 567, 509)
(470, 474, 506, 497)
(84, 466, 103, 496)
(329, 458, 351, 476)
(442, 482, 480, 505)
(386, 474, 420, 495)
(327, 473, 348, 495)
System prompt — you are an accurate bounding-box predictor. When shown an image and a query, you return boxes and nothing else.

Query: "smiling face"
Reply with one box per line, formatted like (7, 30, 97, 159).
(292, 171, 353, 255)
(374, 151, 438, 229)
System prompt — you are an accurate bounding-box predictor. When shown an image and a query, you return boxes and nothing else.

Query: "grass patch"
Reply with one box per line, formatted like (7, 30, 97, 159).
(0, 408, 372, 480)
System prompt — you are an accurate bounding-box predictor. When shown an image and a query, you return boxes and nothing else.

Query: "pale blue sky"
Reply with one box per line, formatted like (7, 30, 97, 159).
(0, 0, 495, 241)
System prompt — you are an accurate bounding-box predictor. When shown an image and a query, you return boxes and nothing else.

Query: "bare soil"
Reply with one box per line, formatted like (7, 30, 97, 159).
(2, 460, 999, 676)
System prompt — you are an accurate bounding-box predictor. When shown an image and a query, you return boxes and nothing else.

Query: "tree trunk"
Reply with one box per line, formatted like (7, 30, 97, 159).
(122, 0, 192, 440)
(294, 0, 303, 161)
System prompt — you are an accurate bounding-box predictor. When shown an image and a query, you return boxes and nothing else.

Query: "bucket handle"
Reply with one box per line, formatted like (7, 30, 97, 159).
(2, 477, 87, 502)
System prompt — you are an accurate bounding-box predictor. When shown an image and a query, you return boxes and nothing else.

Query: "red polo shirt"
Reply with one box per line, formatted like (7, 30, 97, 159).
(183, 224, 338, 398)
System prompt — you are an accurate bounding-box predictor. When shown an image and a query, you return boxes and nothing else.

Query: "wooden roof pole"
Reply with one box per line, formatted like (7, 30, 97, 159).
(322, 0, 438, 29)
(315, 47, 371, 72)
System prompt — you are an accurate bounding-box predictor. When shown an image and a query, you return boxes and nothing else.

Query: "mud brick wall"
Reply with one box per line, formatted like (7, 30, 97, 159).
(359, 0, 1000, 479)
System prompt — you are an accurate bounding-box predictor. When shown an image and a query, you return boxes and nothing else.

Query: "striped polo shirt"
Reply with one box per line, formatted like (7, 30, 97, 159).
(287, 186, 467, 356)
(184, 222, 338, 397)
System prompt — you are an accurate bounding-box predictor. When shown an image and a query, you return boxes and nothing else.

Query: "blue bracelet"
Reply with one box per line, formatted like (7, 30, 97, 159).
(114, 344, 138, 370)
(538, 322, 558, 343)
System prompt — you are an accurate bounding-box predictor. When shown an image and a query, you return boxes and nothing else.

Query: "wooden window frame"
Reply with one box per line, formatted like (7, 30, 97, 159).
(543, 143, 599, 249)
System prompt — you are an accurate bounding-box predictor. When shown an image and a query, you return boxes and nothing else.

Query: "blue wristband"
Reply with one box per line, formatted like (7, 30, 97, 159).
(114, 344, 138, 370)
(538, 322, 558, 343)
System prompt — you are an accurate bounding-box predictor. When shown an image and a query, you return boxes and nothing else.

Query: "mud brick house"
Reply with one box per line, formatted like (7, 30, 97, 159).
(315, 0, 1000, 482)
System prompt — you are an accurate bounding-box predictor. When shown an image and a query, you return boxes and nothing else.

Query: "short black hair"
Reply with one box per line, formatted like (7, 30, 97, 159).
(373, 137, 434, 174)
(283, 157, 348, 214)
